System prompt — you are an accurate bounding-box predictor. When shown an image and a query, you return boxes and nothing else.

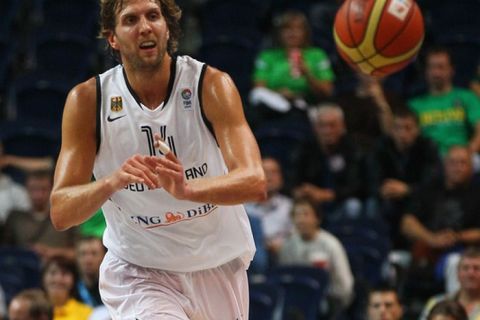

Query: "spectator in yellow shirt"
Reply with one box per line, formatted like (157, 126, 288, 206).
(42, 256, 92, 320)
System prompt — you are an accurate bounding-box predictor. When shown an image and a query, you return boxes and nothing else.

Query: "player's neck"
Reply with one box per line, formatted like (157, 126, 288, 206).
(124, 55, 172, 110)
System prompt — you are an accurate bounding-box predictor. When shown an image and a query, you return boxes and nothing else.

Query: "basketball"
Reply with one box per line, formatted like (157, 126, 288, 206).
(333, 0, 424, 77)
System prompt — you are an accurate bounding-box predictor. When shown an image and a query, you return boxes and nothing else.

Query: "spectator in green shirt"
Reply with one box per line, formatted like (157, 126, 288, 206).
(250, 10, 335, 125)
(409, 47, 480, 155)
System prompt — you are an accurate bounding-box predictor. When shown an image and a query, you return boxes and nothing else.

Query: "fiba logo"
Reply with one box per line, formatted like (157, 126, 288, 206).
(181, 88, 192, 110)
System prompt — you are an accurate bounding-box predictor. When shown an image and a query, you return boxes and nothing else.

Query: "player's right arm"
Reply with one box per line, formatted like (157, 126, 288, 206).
(50, 78, 158, 231)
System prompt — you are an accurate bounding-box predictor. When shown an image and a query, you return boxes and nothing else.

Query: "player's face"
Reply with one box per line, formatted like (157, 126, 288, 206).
(392, 116, 419, 150)
(458, 257, 480, 293)
(109, 0, 169, 71)
(367, 292, 403, 320)
(425, 53, 454, 91)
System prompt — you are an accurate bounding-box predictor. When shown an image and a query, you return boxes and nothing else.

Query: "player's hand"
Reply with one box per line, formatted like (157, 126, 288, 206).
(110, 154, 160, 191)
(148, 134, 191, 200)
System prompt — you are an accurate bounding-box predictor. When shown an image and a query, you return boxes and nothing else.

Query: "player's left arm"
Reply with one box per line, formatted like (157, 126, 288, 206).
(155, 67, 267, 205)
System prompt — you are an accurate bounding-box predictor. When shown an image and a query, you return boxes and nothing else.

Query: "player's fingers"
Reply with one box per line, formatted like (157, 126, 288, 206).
(123, 162, 157, 189)
(155, 157, 182, 172)
(156, 166, 183, 180)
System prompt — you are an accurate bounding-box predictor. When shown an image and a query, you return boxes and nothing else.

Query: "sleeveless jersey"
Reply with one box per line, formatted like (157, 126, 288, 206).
(93, 56, 255, 272)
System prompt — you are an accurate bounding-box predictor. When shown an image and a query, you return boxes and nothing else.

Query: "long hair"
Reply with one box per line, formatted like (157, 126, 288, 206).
(99, 0, 182, 58)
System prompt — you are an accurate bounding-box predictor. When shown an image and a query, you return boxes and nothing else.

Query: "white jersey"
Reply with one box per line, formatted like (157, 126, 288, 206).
(93, 56, 255, 272)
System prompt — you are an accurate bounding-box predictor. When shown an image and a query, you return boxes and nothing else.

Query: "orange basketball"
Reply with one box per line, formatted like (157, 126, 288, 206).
(333, 0, 424, 77)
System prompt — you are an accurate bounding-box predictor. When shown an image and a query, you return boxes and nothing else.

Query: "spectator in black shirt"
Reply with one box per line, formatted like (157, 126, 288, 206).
(368, 109, 441, 248)
(402, 146, 480, 266)
(294, 103, 363, 224)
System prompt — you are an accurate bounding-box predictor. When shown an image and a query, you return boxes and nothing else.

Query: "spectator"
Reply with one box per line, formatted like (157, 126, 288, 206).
(366, 285, 403, 320)
(470, 63, 480, 98)
(401, 146, 480, 264)
(8, 289, 53, 320)
(2, 170, 77, 261)
(0, 142, 30, 225)
(400, 146, 480, 301)
(42, 256, 92, 320)
(75, 237, 106, 308)
(250, 10, 334, 126)
(419, 247, 480, 320)
(335, 72, 406, 153)
(245, 157, 293, 263)
(368, 109, 441, 249)
(279, 197, 354, 317)
(294, 103, 363, 223)
(427, 300, 468, 320)
(409, 47, 480, 155)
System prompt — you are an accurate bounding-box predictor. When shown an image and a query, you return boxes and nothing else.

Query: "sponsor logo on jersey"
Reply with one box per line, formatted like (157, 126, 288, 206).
(181, 88, 192, 110)
(110, 96, 123, 112)
(129, 203, 218, 228)
(107, 114, 127, 122)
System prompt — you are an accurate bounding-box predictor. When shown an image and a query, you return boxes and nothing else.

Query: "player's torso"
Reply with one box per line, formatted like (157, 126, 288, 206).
(93, 56, 255, 271)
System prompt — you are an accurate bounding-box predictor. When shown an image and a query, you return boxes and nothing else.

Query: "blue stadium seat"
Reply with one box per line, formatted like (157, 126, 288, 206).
(249, 282, 283, 320)
(0, 0, 23, 39)
(33, 33, 96, 84)
(267, 266, 329, 320)
(37, 0, 99, 37)
(327, 219, 390, 285)
(198, 37, 258, 101)
(0, 247, 42, 304)
(12, 76, 70, 135)
(426, 0, 480, 43)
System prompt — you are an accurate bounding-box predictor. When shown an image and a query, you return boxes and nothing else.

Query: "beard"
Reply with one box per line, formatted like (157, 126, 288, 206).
(124, 44, 167, 72)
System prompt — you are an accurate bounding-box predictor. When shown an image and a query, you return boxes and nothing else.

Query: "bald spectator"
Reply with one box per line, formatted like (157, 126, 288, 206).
(402, 146, 480, 263)
(8, 289, 53, 320)
(295, 103, 363, 223)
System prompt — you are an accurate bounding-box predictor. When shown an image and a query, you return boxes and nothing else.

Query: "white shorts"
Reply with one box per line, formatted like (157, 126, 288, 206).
(99, 251, 249, 320)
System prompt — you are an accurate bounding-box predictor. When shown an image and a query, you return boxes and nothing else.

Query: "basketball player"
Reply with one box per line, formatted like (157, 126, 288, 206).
(50, 0, 266, 319)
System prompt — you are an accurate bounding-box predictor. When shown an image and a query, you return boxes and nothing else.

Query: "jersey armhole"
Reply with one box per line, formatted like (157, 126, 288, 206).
(198, 64, 219, 146)
(95, 75, 102, 154)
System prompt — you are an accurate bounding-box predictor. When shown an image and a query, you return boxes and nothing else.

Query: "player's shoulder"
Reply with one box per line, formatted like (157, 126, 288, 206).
(202, 65, 234, 88)
(68, 77, 97, 103)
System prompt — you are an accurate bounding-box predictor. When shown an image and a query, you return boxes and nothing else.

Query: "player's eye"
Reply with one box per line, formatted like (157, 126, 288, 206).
(123, 15, 137, 25)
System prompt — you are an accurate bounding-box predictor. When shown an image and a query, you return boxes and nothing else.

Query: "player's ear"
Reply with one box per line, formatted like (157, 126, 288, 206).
(108, 32, 119, 50)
